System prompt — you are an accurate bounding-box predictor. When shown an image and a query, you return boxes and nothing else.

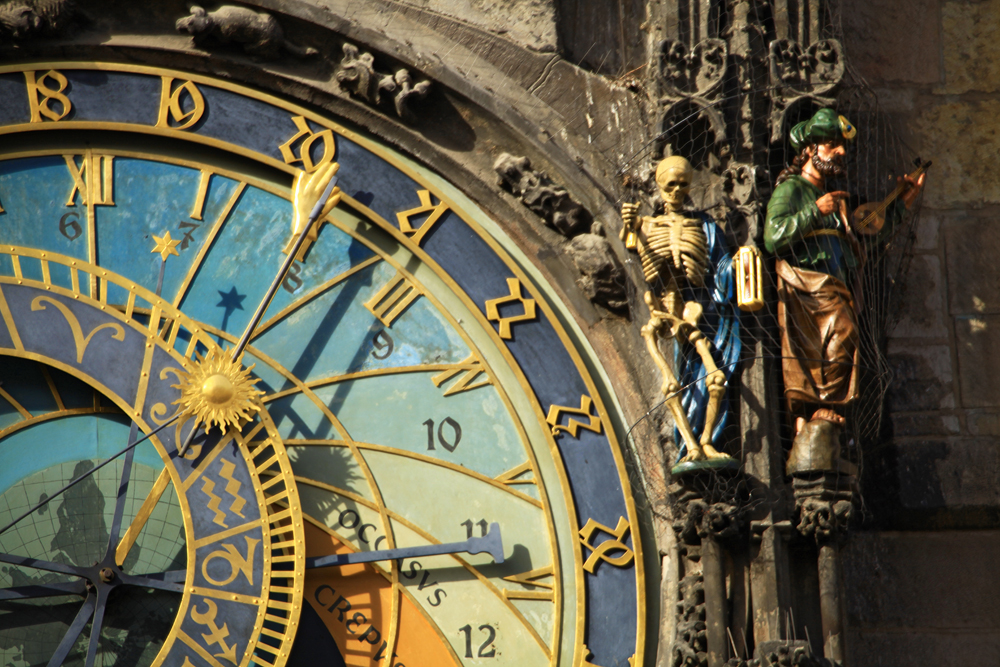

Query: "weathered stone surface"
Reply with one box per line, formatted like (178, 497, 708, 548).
(848, 631, 1000, 667)
(400, 0, 557, 52)
(944, 215, 1000, 315)
(913, 210, 942, 251)
(937, 0, 1000, 94)
(954, 315, 1000, 408)
(968, 409, 1000, 436)
(840, 0, 940, 85)
(844, 531, 1000, 628)
(911, 101, 1000, 208)
(895, 440, 1000, 509)
(566, 233, 628, 312)
(886, 343, 954, 412)
(890, 254, 948, 338)
(891, 412, 960, 438)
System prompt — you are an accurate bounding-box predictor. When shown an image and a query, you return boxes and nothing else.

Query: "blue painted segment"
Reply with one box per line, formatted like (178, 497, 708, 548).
(0, 414, 164, 495)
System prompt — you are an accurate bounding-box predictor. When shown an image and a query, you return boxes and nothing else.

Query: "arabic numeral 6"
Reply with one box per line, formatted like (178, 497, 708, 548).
(58, 212, 81, 240)
(459, 624, 496, 658)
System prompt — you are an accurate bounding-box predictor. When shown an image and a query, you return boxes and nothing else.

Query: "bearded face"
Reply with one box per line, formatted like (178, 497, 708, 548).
(810, 143, 846, 178)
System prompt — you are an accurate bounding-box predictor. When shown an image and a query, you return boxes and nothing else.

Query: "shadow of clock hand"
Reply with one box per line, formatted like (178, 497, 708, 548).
(46, 590, 96, 667)
(104, 422, 138, 564)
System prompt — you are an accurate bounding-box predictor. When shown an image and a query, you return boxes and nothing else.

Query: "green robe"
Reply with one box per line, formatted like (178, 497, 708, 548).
(764, 175, 901, 282)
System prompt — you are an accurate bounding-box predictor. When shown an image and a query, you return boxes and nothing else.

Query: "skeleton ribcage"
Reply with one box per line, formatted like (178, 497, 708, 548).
(639, 217, 708, 289)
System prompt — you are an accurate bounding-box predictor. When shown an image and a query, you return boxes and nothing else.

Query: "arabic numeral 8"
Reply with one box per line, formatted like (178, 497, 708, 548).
(459, 624, 497, 658)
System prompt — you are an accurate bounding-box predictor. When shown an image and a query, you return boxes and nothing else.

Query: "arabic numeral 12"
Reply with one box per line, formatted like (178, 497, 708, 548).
(459, 624, 497, 658)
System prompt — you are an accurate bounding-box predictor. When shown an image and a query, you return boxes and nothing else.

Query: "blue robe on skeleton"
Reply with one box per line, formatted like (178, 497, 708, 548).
(671, 213, 741, 460)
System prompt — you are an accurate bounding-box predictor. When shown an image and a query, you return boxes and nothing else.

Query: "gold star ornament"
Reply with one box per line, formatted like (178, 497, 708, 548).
(151, 231, 181, 261)
(172, 348, 265, 432)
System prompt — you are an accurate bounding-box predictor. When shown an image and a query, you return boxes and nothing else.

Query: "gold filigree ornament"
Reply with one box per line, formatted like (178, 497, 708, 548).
(172, 347, 265, 432)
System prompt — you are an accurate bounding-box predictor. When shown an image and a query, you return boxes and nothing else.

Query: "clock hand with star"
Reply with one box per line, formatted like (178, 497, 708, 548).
(175, 161, 341, 454)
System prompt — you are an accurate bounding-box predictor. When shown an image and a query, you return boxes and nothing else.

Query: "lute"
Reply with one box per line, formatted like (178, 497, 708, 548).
(851, 158, 931, 235)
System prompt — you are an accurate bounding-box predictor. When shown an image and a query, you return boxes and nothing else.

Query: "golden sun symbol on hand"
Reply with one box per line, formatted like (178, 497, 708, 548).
(173, 348, 265, 432)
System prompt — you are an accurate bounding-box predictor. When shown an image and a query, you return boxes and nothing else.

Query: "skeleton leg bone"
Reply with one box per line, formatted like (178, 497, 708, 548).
(682, 300, 731, 459)
(642, 292, 704, 459)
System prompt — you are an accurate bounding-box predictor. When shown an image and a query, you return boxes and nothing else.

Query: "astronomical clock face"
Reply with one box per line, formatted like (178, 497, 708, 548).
(0, 63, 648, 667)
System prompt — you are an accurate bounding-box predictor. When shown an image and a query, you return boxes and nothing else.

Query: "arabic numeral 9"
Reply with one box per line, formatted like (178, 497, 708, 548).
(459, 624, 497, 658)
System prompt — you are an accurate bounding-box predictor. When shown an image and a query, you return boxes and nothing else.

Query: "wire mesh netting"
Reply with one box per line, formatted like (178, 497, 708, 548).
(611, 0, 923, 525)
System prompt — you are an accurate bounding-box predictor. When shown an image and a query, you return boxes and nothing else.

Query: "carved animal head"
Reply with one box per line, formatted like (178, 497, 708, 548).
(176, 5, 211, 35)
(655, 156, 693, 211)
(0, 5, 40, 39)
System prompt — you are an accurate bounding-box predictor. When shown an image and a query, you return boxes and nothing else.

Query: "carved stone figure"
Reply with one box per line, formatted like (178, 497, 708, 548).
(621, 156, 740, 464)
(176, 5, 317, 60)
(336, 43, 432, 122)
(764, 108, 924, 470)
(494, 152, 592, 237)
(0, 0, 82, 42)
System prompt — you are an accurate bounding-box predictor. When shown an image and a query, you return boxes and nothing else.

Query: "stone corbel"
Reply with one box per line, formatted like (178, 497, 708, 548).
(335, 42, 431, 123)
(0, 0, 85, 45)
(493, 153, 627, 312)
(175, 4, 318, 61)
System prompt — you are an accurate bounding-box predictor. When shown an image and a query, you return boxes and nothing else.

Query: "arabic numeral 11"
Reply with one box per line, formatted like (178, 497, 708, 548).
(459, 624, 497, 658)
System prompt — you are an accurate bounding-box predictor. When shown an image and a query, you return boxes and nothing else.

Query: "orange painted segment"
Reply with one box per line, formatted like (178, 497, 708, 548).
(302, 522, 461, 667)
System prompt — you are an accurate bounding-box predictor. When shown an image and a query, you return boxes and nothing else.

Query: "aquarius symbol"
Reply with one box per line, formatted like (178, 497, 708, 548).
(201, 478, 227, 527)
(202, 536, 259, 587)
(30, 296, 125, 363)
(190, 599, 239, 665)
(578, 517, 635, 574)
(218, 460, 247, 518)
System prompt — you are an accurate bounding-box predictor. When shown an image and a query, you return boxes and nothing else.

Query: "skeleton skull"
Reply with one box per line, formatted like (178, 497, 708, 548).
(656, 156, 693, 211)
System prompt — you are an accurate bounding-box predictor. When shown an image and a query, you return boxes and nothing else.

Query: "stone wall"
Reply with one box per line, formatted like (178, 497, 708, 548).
(843, 0, 1000, 661)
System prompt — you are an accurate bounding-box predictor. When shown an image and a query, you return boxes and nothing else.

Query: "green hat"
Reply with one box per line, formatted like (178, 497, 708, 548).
(789, 108, 857, 152)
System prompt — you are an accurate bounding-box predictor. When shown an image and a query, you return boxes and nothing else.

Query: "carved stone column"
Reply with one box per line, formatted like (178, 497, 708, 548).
(669, 471, 747, 667)
(792, 472, 855, 663)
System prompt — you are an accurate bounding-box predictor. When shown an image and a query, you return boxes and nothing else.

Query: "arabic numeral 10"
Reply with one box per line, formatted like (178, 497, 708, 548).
(423, 417, 461, 452)
(459, 624, 497, 658)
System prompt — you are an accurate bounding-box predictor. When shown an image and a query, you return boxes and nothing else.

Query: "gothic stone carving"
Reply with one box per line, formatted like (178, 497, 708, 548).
(566, 233, 628, 312)
(176, 4, 317, 61)
(767, 38, 845, 142)
(336, 43, 431, 122)
(672, 572, 708, 667)
(0, 0, 82, 43)
(493, 152, 592, 237)
(658, 38, 728, 100)
(792, 475, 855, 542)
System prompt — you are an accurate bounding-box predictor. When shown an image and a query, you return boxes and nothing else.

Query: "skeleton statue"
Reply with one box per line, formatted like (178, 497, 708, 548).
(622, 156, 740, 464)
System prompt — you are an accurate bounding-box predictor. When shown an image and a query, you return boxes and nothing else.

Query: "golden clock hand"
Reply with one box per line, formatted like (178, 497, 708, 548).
(177, 163, 340, 455)
(231, 162, 341, 360)
(114, 466, 170, 567)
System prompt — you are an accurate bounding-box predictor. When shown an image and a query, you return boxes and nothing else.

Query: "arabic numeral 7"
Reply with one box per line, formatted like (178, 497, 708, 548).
(459, 624, 497, 658)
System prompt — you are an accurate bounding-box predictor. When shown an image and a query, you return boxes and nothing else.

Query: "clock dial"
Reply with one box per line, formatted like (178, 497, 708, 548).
(0, 63, 648, 667)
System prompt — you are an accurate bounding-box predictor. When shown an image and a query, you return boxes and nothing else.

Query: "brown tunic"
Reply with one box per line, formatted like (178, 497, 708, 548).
(775, 259, 859, 410)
